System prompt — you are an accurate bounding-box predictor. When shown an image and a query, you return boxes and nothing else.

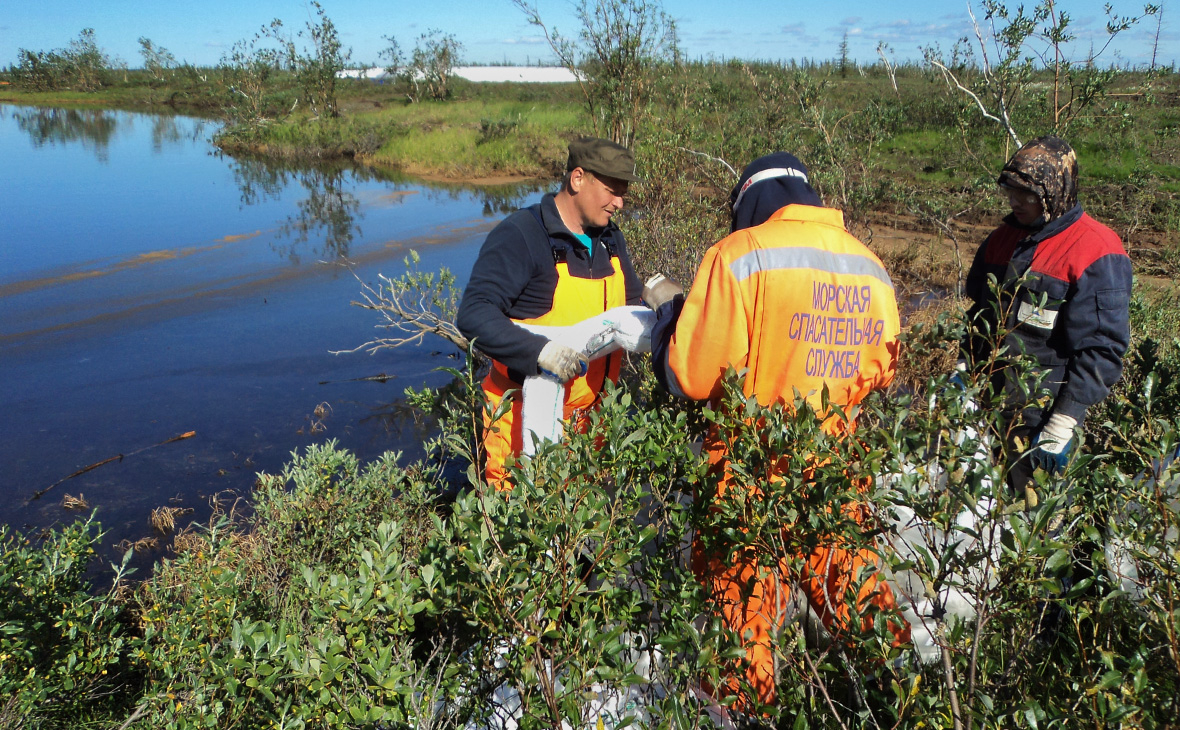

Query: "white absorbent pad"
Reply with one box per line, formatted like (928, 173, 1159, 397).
(875, 418, 1001, 664)
(516, 305, 655, 455)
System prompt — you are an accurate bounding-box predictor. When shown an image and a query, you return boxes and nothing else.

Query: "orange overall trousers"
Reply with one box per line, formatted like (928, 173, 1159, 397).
(481, 253, 627, 488)
(693, 450, 908, 708)
(661, 205, 911, 708)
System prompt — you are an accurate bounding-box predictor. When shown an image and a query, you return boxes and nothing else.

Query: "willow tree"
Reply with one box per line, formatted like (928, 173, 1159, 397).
(924, 0, 1160, 146)
(513, 0, 679, 147)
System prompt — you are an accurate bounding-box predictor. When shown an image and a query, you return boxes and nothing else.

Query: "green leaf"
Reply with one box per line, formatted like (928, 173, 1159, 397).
(1045, 548, 1071, 574)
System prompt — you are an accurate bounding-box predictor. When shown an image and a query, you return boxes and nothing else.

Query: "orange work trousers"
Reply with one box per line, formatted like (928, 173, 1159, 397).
(694, 458, 910, 708)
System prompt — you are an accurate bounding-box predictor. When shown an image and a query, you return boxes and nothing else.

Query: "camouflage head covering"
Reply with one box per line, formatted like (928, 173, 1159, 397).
(997, 135, 1079, 224)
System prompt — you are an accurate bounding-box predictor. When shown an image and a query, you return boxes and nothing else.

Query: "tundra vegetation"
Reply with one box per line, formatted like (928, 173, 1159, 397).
(2, 0, 1180, 727)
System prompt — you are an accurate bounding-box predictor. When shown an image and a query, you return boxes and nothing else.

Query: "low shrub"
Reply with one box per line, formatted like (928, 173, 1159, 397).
(8, 319, 1180, 727)
(0, 517, 136, 728)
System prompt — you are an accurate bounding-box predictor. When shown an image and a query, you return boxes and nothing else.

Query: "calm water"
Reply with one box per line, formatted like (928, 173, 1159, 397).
(0, 105, 540, 562)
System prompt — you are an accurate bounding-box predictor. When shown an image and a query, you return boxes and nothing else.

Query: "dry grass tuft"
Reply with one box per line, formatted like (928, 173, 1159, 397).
(61, 493, 90, 510)
(117, 536, 159, 553)
(171, 530, 206, 556)
(150, 506, 194, 534)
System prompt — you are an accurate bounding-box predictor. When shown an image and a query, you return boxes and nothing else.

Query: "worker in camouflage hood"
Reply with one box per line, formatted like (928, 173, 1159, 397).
(960, 135, 1132, 489)
(644, 152, 907, 708)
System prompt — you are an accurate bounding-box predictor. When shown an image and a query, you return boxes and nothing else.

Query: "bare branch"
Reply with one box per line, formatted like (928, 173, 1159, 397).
(511, 0, 593, 115)
(332, 264, 468, 356)
(876, 42, 899, 93)
(674, 146, 739, 178)
(939, 623, 965, 730)
(928, 57, 1022, 147)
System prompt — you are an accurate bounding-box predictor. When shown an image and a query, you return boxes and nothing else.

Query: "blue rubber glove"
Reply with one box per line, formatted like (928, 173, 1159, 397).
(948, 361, 968, 391)
(1030, 413, 1077, 474)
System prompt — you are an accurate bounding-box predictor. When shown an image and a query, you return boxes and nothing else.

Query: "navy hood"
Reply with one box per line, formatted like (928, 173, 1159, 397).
(728, 152, 823, 232)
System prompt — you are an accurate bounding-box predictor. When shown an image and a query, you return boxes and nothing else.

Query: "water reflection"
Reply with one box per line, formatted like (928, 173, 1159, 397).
(478, 185, 549, 216)
(11, 107, 118, 160)
(7, 106, 210, 161)
(225, 157, 545, 263)
(228, 152, 288, 206)
(149, 114, 208, 152)
(0, 103, 557, 569)
(229, 156, 364, 260)
(409, 178, 550, 217)
(281, 167, 362, 261)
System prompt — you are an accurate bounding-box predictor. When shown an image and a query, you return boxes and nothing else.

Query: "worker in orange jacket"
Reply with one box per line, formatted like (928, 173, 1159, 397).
(646, 152, 906, 707)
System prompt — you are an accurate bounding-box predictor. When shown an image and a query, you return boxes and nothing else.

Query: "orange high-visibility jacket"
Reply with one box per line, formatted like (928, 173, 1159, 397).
(664, 204, 901, 418)
(664, 204, 905, 708)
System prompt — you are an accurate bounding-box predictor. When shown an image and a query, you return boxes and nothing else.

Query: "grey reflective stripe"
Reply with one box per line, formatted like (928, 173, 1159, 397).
(729, 247, 894, 289)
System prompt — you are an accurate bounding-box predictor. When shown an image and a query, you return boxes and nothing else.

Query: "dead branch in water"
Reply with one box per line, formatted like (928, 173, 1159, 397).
(28, 431, 196, 503)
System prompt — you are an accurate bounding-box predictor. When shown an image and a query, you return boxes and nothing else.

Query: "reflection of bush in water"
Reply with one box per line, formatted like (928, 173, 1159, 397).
(477, 183, 549, 216)
(411, 178, 550, 217)
(279, 167, 362, 261)
(12, 107, 118, 159)
(227, 152, 292, 206)
(229, 156, 364, 260)
(11, 107, 204, 160)
(228, 154, 548, 261)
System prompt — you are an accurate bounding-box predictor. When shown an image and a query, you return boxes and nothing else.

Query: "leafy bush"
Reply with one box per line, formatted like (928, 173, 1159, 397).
(0, 517, 135, 727)
(9, 307, 1180, 727)
(1090, 285, 1180, 464)
(130, 444, 453, 728)
(12, 28, 109, 92)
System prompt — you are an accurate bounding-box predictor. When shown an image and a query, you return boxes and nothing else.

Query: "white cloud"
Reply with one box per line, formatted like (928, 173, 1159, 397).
(693, 28, 736, 42)
(862, 18, 957, 46)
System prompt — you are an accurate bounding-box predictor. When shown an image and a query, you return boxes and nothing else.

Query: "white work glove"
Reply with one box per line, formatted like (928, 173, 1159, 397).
(537, 341, 588, 382)
(605, 306, 656, 353)
(642, 273, 683, 310)
(1031, 413, 1077, 474)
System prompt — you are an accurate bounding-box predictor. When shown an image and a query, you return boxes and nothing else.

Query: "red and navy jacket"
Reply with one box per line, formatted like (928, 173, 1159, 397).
(962, 206, 1132, 427)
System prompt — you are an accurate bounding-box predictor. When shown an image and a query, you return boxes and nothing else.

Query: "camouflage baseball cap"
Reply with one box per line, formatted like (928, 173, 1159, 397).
(567, 136, 640, 182)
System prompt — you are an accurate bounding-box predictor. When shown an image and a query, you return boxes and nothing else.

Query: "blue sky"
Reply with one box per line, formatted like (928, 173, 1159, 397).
(1, 0, 1172, 69)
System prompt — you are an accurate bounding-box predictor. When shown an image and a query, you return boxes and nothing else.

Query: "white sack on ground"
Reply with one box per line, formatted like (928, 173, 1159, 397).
(1104, 446, 1180, 607)
(463, 632, 663, 730)
(878, 429, 1179, 663)
(875, 420, 1002, 664)
(516, 306, 655, 455)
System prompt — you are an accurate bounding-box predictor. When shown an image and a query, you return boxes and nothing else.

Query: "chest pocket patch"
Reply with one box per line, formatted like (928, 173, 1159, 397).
(1015, 274, 1068, 332)
(1016, 299, 1059, 330)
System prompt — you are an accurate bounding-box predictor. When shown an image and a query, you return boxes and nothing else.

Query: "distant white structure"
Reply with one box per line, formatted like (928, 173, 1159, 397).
(336, 66, 578, 83)
(454, 66, 578, 83)
(337, 67, 390, 80)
